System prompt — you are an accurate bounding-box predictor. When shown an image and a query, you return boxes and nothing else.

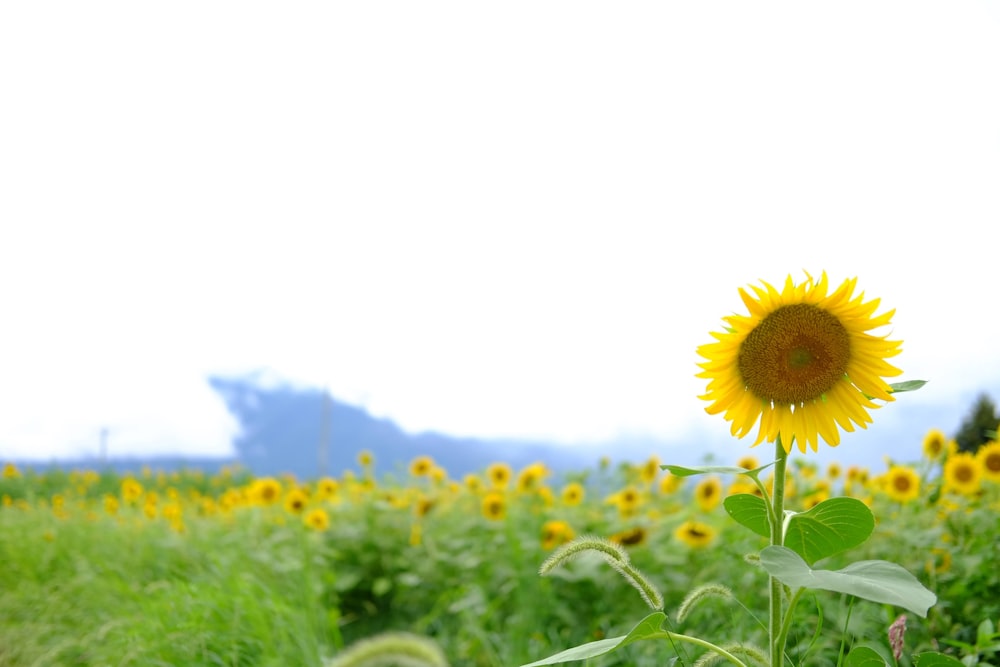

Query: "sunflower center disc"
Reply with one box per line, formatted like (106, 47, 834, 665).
(738, 303, 851, 405)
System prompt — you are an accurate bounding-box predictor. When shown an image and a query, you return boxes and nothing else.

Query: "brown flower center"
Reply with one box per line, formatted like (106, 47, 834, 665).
(985, 452, 1000, 473)
(893, 474, 912, 492)
(739, 303, 851, 404)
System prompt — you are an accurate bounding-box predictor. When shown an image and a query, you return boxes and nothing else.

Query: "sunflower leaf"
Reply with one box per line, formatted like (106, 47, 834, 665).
(759, 546, 936, 617)
(662, 463, 774, 477)
(517, 612, 666, 666)
(844, 646, 891, 667)
(784, 497, 875, 565)
(913, 653, 966, 667)
(888, 380, 927, 393)
(723, 494, 770, 537)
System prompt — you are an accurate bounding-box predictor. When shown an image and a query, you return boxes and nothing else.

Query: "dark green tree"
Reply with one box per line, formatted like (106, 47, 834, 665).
(954, 393, 999, 453)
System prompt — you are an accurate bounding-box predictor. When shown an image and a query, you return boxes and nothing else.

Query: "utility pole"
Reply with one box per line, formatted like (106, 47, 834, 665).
(317, 389, 331, 477)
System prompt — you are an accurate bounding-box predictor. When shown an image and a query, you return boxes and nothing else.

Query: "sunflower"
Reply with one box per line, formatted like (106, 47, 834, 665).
(409, 456, 434, 477)
(284, 488, 309, 514)
(697, 273, 903, 454)
(481, 491, 506, 521)
(304, 508, 330, 531)
(694, 477, 722, 512)
(639, 456, 661, 484)
(659, 473, 683, 495)
(883, 465, 920, 503)
(944, 452, 981, 496)
(674, 520, 717, 548)
(922, 429, 947, 460)
(561, 482, 585, 506)
(736, 455, 759, 470)
(609, 526, 648, 547)
(486, 463, 513, 489)
(356, 449, 374, 467)
(541, 520, 575, 550)
(250, 477, 282, 505)
(976, 441, 1000, 483)
(315, 477, 340, 500)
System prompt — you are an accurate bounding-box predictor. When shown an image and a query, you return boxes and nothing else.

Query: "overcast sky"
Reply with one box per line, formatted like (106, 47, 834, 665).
(1, 1, 998, 465)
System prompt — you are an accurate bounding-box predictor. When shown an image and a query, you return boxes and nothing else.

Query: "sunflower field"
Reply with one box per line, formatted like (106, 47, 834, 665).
(1, 433, 999, 667)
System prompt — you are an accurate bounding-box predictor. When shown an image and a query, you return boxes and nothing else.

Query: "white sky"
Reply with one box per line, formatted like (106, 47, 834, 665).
(1, 1, 999, 462)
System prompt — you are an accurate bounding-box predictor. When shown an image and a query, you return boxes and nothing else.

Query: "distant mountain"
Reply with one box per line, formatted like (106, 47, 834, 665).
(208, 373, 591, 479)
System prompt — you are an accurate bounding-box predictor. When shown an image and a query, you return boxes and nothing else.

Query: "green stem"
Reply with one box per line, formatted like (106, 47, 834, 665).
(835, 596, 856, 667)
(776, 587, 806, 661)
(647, 631, 749, 667)
(770, 439, 789, 667)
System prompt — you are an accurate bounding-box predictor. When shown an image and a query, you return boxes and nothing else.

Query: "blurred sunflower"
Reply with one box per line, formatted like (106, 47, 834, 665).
(609, 526, 647, 547)
(639, 456, 661, 484)
(561, 482, 585, 506)
(540, 520, 575, 550)
(697, 273, 902, 453)
(736, 455, 759, 470)
(356, 450, 374, 467)
(674, 520, 717, 548)
(977, 441, 1000, 483)
(486, 463, 512, 489)
(659, 473, 682, 495)
(284, 488, 309, 514)
(409, 456, 434, 477)
(694, 477, 722, 512)
(922, 429, 947, 460)
(884, 465, 920, 503)
(315, 477, 340, 500)
(516, 463, 548, 492)
(250, 477, 282, 505)
(304, 508, 330, 531)
(944, 453, 981, 496)
(481, 491, 506, 521)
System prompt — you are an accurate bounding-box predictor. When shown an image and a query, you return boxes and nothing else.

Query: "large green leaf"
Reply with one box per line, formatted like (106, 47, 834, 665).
(914, 653, 965, 667)
(517, 612, 666, 666)
(784, 497, 875, 564)
(759, 546, 936, 617)
(724, 494, 770, 537)
(844, 646, 890, 667)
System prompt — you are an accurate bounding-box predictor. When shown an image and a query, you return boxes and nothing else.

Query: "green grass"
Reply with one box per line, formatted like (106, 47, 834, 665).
(0, 454, 997, 667)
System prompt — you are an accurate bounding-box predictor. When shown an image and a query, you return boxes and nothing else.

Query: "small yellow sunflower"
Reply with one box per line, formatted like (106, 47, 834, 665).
(883, 465, 920, 503)
(977, 441, 1000, 483)
(609, 526, 648, 547)
(561, 482, 585, 506)
(697, 273, 903, 453)
(736, 455, 759, 470)
(304, 508, 330, 531)
(409, 456, 434, 477)
(674, 520, 717, 548)
(922, 429, 947, 460)
(284, 488, 309, 514)
(481, 491, 506, 521)
(694, 477, 722, 512)
(486, 463, 513, 489)
(541, 520, 575, 550)
(639, 456, 661, 484)
(944, 452, 981, 496)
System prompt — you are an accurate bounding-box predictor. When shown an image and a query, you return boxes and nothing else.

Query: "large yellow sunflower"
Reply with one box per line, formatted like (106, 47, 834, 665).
(697, 273, 903, 454)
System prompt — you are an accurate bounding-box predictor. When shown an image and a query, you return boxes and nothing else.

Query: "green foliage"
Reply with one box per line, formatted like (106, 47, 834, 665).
(783, 498, 875, 565)
(758, 546, 937, 617)
(517, 612, 667, 667)
(954, 393, 999, 453)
